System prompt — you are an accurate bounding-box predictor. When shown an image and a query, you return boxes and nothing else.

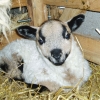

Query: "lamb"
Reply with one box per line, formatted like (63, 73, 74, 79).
(0, 14, 92, 92)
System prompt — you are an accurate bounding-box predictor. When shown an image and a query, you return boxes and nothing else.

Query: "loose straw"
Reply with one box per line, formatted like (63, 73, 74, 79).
(75, 36, 84, 57)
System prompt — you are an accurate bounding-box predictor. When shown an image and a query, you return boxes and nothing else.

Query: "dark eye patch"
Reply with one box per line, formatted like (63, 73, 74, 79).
(38, 29, 45, 45)
(65, 33, 70, 39)
(62, 25, 70, 40)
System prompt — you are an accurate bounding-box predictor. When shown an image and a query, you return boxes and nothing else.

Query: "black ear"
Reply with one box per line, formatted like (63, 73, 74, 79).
(16, 26, 37, 40)
(68, 14, 85, 32)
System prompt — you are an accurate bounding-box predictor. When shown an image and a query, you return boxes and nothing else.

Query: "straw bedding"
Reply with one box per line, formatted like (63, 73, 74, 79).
(0, 62, 100, 100)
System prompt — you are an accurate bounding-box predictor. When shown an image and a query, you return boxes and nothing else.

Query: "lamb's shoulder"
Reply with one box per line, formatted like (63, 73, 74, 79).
(63, 37, 92, 85)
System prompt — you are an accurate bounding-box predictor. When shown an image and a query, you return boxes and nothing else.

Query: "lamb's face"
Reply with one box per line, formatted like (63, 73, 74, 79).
(17, 14, 85, 66)
(36, 20, 72, 65)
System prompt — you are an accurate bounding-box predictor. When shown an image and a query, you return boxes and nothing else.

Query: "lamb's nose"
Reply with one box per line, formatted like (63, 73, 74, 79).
(51, 49, 62, 61)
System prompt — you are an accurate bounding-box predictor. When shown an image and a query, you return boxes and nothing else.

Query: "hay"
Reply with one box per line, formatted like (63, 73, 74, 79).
(0, 62, 100, 100)
(11, 12, 29, 30)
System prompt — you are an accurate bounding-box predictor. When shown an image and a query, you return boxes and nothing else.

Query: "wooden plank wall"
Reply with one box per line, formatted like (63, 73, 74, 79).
(74, 34, 100, 65)
(12, 0, 27, 8)
(11, 0, 100, 12)
(11, 0, 100, 26)
(30, 0, 100, 26)
(43, 0, 100, 12)
(31, 0, 48, 26)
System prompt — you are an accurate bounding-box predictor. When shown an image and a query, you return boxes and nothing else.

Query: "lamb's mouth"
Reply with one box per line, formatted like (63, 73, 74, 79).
(53, 61, 65, 66)
(48, 53, 69, 66)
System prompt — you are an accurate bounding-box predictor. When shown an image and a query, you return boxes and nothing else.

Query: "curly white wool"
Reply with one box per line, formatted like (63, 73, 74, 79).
(0, 0, 11, 42)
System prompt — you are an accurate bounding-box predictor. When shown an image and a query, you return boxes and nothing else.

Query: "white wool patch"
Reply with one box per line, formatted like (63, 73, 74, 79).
(0, 0, 11, 42)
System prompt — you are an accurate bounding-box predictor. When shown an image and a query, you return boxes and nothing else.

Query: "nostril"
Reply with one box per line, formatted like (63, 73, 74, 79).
(51, 54, 61, 59)
(51, 49, 62, 60)
(55, 55, 61, 60)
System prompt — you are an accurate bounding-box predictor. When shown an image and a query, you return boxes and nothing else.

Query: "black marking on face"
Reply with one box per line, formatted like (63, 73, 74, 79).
(51, 49, 62, 61)
(48, 57, 65, 66)
(54, 61, 65, 66)
(0, 62, 9, 72)
(18, 59, 24, 73)
(65, 33, 70, 40)
(65, 53, 69, 59)
(48, 53, 70, 66)
(62, 25, 70, 40)
(38, 29, 45, 45)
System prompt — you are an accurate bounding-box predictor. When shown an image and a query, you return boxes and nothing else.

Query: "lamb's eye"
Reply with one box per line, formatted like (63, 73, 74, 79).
(65, 33, 70, 40)
(38, 37, 45, 45)
(38, 29, 45, 45)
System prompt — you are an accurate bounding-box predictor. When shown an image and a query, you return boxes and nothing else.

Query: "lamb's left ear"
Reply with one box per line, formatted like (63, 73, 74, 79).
(16, 26, 38, 40)
(67, 14, 85, 32)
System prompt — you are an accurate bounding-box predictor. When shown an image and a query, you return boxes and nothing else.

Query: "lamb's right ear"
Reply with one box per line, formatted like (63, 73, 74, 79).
(16, 26, 38, 40)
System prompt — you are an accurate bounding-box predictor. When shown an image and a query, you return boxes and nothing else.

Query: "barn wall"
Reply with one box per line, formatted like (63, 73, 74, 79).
(43, 0, 100, 12)
(12, 0, 27, 8)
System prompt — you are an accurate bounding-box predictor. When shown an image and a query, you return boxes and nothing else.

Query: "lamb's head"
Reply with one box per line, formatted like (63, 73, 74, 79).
(36, 20, 72, 65)
(17, 14, 85, 65)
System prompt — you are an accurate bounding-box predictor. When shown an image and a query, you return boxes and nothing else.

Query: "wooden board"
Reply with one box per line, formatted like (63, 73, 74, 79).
(30, 0, 48, 26)
(26, 0, 34, 25)
(12, 0, 27, 8)
(59, 8, 86, 21)
(0, 31, 22, 50)
(29, 0, 100, 26)
(74, 34, 100, 65)
(43, 0, 100, 12)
